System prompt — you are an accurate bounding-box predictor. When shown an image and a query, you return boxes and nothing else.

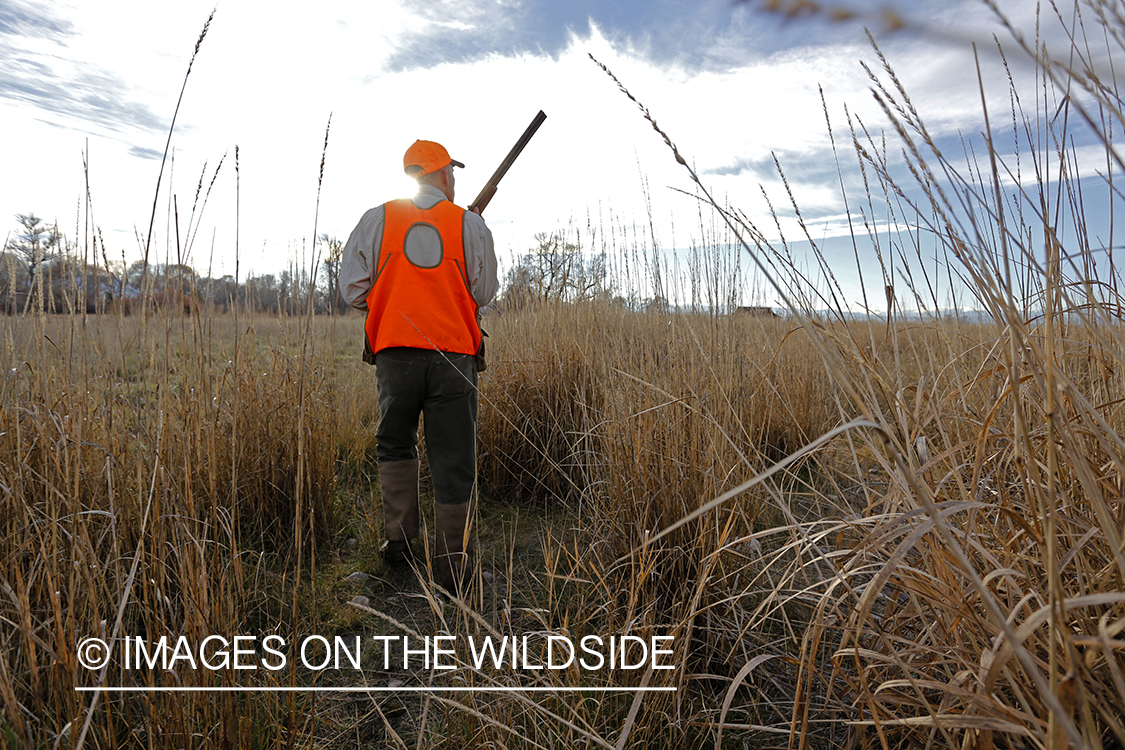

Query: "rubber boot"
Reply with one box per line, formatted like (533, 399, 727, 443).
(433, 500, 474, 597)
(378, 460, 419, 563)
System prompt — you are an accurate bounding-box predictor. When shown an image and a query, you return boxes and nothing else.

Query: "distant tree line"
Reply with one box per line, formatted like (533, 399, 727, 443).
(1, 215, 349, 316)
(2, 214, 679, 317)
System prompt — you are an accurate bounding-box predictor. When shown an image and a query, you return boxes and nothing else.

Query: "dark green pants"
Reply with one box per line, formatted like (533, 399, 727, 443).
(375, 347, 478, 506)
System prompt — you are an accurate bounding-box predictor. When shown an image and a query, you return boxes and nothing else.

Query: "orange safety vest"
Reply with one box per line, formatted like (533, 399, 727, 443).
(364, 198, 481, 356)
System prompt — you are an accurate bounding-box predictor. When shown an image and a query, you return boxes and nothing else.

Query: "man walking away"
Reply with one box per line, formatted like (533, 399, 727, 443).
(340, 139, 498, 596)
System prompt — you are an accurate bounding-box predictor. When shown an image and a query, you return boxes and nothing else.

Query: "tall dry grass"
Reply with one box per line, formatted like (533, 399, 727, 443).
(567, 1, 1125, 747)
(465, 305, 1019, 748)
(6, 1, 1125, 748)
(0, 310, 338, 747)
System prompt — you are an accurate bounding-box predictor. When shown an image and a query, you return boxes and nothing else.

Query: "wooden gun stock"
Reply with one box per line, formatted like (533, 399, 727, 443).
(469, 110, 547, 214)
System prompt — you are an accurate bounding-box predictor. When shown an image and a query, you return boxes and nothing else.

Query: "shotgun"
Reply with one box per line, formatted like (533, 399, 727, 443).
(469, 110, 547, 214)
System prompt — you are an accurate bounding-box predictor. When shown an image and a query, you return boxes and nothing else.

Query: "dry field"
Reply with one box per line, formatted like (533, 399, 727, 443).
(2, 295, 1124, 749)
(4, 1, 1125, 748)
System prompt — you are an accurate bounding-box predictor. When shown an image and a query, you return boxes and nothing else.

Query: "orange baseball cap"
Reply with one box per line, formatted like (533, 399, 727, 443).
(403, 140, 465, 177)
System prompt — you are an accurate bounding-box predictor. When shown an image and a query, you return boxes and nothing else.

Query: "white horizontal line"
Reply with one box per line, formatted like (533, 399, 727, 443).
(76, 686, 676, 693)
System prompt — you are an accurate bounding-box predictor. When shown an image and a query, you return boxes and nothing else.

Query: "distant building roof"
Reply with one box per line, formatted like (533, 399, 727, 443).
(734, 306, 779, 317)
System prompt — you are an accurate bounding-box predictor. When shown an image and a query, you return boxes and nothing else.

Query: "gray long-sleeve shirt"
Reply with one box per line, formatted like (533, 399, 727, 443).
(340, 184, 499, 311)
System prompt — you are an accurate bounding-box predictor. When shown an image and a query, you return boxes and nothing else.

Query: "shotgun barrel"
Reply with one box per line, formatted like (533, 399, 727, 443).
(469, 110, 547, 214)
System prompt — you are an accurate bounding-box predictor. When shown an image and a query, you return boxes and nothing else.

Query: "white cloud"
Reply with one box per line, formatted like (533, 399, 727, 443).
(0, 0, 1111, 307)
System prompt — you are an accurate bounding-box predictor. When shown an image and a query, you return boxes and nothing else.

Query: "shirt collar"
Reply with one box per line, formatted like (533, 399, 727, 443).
(413, 183, 447, 208)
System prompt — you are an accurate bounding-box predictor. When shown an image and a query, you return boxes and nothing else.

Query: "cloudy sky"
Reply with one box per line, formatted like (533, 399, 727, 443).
(0, 0, 1103, 310)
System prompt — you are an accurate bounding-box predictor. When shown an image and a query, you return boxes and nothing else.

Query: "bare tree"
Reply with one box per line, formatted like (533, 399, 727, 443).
(160, 263, 198, 295)
(319, 234, 344, 314)
(4, 214, 62, 312)
(501, 231, 608, 309)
